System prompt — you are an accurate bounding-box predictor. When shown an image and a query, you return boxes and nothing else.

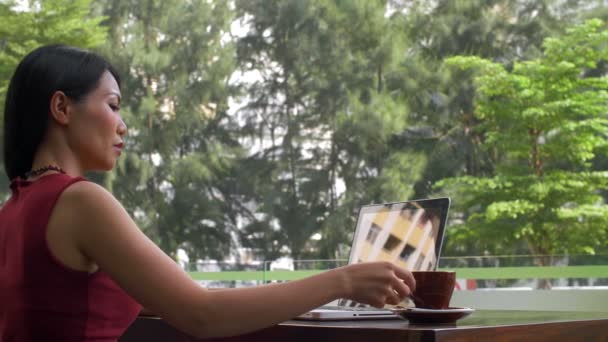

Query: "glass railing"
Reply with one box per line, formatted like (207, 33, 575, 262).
(187, 260, 265, 288)
(439, 255, 608, 289)
(186, 255, 608, 289)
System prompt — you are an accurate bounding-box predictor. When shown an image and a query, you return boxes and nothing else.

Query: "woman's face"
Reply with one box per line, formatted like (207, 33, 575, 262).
(67, 71, 127, 172)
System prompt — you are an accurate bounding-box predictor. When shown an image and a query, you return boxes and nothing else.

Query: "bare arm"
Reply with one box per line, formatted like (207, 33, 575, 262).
(197, 261, 414, 336)
(58, 182, 414, 338)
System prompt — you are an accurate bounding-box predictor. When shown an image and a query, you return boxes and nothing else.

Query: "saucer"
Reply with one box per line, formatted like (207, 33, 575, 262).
(389, 307, 474, 324)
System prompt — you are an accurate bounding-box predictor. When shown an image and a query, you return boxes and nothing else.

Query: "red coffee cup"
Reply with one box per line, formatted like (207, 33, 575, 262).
(411, 271, 456, 309)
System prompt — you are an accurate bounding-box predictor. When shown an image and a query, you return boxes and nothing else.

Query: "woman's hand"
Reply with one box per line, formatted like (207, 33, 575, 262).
(338, 261, 416, 308)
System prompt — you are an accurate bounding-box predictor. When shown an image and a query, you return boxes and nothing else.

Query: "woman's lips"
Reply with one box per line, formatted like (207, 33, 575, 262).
(113, 143, 124, 154)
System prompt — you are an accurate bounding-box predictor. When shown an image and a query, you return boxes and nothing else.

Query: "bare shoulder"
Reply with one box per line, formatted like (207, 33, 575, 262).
(56, 180, 132, 231)
(60, 180, 122, 211)
(46, 179, 132, 273)
(63, 178, 108, 194)
(55, 180, 138, 250)
(54, 178, 210, 331)
(52, 179, 141, 267)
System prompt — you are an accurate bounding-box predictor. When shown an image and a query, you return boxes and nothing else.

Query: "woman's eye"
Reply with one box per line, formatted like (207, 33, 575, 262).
(110, 104, 121, 111)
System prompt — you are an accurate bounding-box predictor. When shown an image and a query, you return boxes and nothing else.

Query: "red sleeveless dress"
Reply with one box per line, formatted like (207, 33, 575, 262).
(0, 173, 141, 341)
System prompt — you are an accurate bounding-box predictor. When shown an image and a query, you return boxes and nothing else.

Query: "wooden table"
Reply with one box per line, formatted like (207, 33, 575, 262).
(120, 310, 608, 341)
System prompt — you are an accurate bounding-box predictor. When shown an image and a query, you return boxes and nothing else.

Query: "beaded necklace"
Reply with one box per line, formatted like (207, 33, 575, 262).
(23, 165, 66, 179)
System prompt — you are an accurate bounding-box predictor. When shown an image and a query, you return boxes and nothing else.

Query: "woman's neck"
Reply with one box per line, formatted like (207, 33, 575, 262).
(31, 141, 84, 177)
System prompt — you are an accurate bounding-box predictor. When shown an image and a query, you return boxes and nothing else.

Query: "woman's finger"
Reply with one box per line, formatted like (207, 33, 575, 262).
(385, 288, 402, 305)
(391, 276, 411, 299)
(392, 266, 416, 292)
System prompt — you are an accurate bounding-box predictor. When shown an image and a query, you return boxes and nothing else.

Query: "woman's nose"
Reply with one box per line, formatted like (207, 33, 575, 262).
(117, 117, 127, 136)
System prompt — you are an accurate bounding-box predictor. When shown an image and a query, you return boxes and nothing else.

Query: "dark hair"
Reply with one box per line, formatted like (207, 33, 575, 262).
(3, 44, 120, 180)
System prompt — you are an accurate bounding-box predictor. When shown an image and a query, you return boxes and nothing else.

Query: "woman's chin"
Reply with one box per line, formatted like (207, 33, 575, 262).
(106, 161, 117, 171)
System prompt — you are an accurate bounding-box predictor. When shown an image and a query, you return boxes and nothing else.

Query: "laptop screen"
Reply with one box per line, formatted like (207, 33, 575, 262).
(348, 198, 450, 272)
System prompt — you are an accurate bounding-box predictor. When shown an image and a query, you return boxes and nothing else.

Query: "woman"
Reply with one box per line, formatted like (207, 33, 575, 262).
(0, 45, 415, 341)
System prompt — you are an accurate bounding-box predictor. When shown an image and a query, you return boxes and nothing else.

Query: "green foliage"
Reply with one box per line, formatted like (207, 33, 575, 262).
(441, 19, 608, 260)
(233, 0, 419, 260)
(0, 0, 107, 196)
(386, 0, 574, 202)
(4, 0, 608, 263)
(92, 0, 239, 260)
(0, 0, 107, 94)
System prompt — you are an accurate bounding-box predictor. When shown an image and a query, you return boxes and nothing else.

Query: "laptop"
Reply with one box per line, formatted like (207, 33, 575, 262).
(295, 197, 451, 320)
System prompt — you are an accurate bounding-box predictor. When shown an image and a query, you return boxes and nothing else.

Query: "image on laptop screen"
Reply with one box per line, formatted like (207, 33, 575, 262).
(337, 198, 450, 308)
(349, 198, 450, 272)
(294, 198, 451, 316)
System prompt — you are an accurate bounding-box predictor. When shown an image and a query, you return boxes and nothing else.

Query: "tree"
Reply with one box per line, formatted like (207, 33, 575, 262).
(440, 20, 608, 286)
(233, 0, 419, 262)
(232, 0, 606, 262)
(390, 0, 573, 200)
(92, 0, 239, 260)
(0, 0, 107, 197)
(386, 0, 602, 259)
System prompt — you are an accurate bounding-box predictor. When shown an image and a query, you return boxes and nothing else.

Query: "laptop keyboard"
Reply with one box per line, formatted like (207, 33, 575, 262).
(320, 305, 387, 311)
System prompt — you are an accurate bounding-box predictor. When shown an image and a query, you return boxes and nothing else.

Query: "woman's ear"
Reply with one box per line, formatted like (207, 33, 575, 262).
(49, 91, 72, 126)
